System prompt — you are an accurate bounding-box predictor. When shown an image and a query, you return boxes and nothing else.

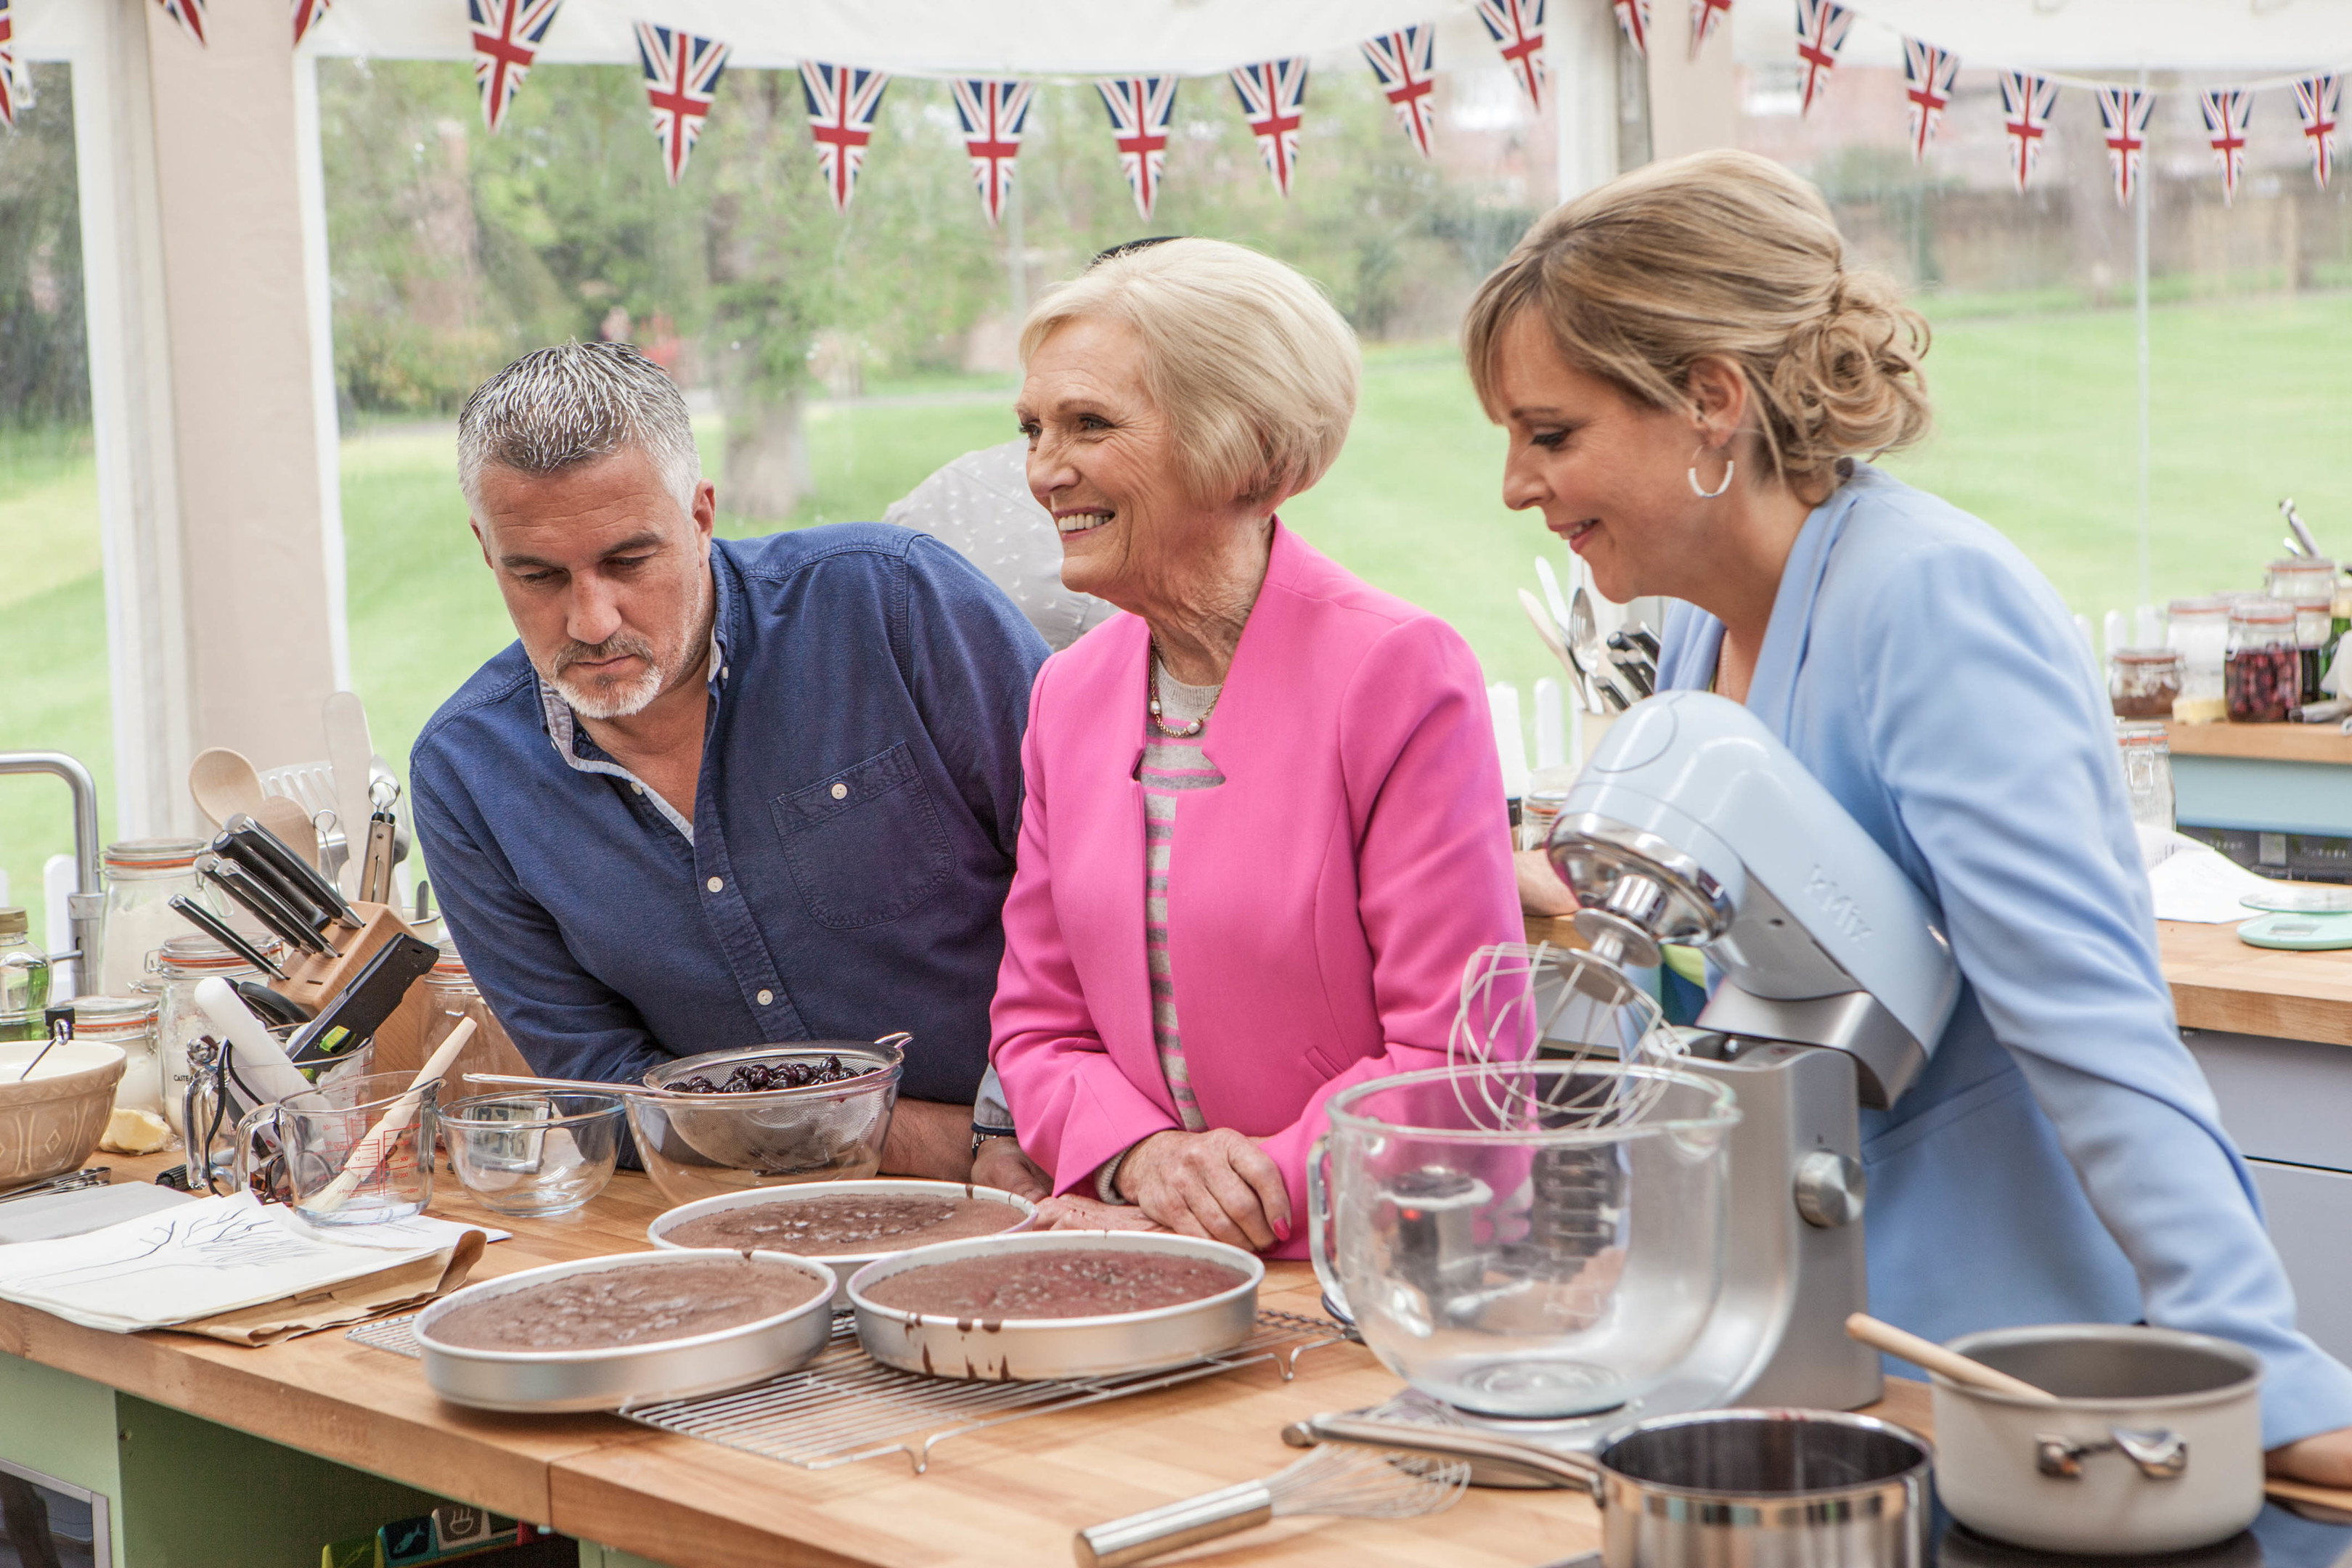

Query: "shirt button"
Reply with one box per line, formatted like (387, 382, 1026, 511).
(706, 876, 723, 893)
(631, 783, 644, 795)
(757, 989, 773, 1006)
(830, 783, 849, 800)
(722, 666, 730, 679)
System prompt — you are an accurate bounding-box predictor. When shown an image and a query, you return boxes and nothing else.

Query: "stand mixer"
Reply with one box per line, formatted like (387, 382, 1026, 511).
(1307, 691, 1961, 1461)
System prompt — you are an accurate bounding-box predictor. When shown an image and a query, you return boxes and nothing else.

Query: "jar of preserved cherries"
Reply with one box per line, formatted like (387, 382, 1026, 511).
(2226, 600, 2299, 722)
(2110, 649, 2183, 720)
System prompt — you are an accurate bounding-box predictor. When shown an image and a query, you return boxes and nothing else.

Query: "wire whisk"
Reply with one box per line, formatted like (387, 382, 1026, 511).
(1447, 942, 1685, 1133)
(1074, 1444, 1469, 1567)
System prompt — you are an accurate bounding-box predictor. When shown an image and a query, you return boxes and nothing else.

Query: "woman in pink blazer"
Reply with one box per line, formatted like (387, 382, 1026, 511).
(989, 238, 1523, 1259)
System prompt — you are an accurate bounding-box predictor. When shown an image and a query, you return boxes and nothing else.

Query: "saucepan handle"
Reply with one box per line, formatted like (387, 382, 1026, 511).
(2035, 1426, 2188, 1481)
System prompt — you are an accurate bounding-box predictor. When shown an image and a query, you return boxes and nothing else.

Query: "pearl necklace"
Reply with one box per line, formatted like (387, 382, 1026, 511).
(1148, 640, 1223, 739)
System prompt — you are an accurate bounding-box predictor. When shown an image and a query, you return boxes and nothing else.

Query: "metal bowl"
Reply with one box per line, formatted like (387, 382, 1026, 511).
(847, 1230, 1263, 1381)
(647, 1178, 1040, 1308)
(627, 1037, 904, 1206)
(414, 1248, 837, 1413)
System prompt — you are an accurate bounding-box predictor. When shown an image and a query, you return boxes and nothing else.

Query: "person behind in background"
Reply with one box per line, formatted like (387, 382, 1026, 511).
(884, 440, 1116, 653)
(989, 238, 1522, 1254)
(412, 341, 1050, 1187)
(1470, 147, 2352, 1482)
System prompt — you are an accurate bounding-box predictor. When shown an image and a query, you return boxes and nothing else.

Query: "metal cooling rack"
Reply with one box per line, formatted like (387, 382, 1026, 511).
(349, 1310, 1347, 1474)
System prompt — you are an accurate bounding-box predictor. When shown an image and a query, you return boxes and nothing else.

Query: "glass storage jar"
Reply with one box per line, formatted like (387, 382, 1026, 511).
(145, 932, 279, 1137)
(2115, 722, 2175, 833)
(74, 994, 163, 1117)
(0, 907, 51, 1042)
(2227, 600, 2300, 722)
(2110, 649, 2183, 720)
(98, 838, 214, 1000)
(2165, 597, 2230, 722)
(420, 943, 524, 1098)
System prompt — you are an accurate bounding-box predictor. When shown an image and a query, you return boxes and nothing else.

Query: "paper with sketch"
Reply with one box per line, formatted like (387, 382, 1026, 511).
(0, 1193, 481, 1334)
(2140, 829, 2280, 924)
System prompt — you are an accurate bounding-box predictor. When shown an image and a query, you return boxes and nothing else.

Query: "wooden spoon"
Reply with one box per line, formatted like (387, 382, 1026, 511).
(1846, 1313, 2352, 1514)
(188, 747, 266, 829)
(254, 795, 322, 870)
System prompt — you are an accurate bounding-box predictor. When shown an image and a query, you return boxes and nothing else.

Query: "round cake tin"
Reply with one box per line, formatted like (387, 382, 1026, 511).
(648, 1178, 1039, 1308)
(415, 1248, 837, 1413)
(847, 1230, 1262, 1381)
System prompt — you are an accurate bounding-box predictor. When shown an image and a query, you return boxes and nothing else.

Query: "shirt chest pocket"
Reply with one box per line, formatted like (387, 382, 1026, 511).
(770, 743, 952, 930)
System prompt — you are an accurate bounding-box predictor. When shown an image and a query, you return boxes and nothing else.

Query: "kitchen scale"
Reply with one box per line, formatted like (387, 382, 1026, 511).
(2240, 886, 2352, 950)
(1304, 691, 1964, 1472)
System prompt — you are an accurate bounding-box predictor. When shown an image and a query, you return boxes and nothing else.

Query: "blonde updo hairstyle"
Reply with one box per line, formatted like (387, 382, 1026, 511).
(1464, 149, 1930, 497)
(1020, 237, 1360, 510)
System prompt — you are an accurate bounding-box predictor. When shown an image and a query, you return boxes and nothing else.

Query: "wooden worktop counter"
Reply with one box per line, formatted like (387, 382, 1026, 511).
(2162, 920, 2352, 1047)
(2166, 722, 2352, 765)
(0, 1154, 1929, 1567)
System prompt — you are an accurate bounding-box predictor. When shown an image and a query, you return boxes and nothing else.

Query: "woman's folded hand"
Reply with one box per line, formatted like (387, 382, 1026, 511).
(1116, 1129, 1292, 1252)
(1030, 1193, 1169, 1233)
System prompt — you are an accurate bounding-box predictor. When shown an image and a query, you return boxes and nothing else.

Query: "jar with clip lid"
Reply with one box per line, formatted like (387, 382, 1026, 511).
(73, 994, 163, 1121)
(98, 838, 215, 1000)
(144, 932, 281, 1137)
(2226, 600, 2299, 723)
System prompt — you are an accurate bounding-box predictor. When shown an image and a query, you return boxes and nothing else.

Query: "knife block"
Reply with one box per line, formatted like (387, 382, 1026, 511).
(267, 902, 438, 1076)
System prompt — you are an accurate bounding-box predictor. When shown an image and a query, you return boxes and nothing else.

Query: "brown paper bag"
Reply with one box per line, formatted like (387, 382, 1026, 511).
(167, 1230, 486, 1346)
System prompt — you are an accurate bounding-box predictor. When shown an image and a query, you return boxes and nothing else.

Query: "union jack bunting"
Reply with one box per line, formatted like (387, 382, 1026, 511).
(1794, 0, 1850, 118)
(636, 24, 730, 187)
(154, 0, 207, 46)
(0, 0, 18, 131)
(1998, 71, 2059, 195)
(1475, 0, 1545, 110)
(951, 78, 1033, 227)
(291, 0, 330, 46)
(1612, 0, 1649, 58)
(1689, 0, 1732, 59)
(801, 62, 889, 213)
(1230, 59, 1308, 198)
(2096, 86, 2153, 208)
(470, 0, 561, 134)
(2200, 89, 2253, 206)
(2297, 74, 2341, 190)
(1900, 37, 1959, 163)
(1361, 28, 1436, 158)
(1097, 77, 1177, 220)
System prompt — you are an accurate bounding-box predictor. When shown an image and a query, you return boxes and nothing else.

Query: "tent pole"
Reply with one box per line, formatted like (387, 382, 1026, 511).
(2135, 66, 2152, 609)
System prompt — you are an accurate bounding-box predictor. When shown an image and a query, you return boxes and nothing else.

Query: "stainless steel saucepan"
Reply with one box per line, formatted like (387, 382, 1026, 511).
(1305, 1407, 1931, 1566)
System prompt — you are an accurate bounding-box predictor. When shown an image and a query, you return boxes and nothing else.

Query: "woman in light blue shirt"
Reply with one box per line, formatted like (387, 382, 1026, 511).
(1464, 148, 2352, 1485)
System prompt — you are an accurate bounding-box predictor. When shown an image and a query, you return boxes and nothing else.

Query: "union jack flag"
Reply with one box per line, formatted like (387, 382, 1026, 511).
(2200, 89, 2252, 206)
(1361, 28, 1436, 158)
(154, 0, 207, 46)
(1230, 59, 1307, 198)
(1900, 37, 1959, 163)
(1998, 71, 2058, 195)
(2096, 86, 2153, 208)
(1098, 77, 1177, 220)
(0, 0, 18, 130)
(1612, 0, 1649, 57)
(1476, 0, 1545, 110)
(952, 79, 1033, 227)
(291, 0, 330, 46)
(1794, 0, 1850, 118)
(636, 24, 729, 187)
(2297, 74, 2341, 190)
(1689, 0, 1733, 59)
(801, 62, 889, 213)
(470, 0, 561, 134)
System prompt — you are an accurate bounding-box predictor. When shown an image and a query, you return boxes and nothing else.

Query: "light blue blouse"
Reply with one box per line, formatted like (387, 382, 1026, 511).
(1657, 463, 2352, 1447)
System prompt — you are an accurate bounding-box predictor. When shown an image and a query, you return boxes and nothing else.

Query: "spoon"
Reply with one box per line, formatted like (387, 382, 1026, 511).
(189, 747, 267, 829)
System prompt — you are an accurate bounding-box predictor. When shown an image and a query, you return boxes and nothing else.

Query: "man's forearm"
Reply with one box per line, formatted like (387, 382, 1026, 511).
(878, 1097, 977, 1181)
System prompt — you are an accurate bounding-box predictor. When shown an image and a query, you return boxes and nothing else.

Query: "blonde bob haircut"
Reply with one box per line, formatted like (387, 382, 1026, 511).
(1019, 238, 1360, 508)
(1464, 149, 1931, 494)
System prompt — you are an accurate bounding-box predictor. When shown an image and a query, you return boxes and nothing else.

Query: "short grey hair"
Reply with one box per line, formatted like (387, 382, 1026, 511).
(1019, 238, 1360, 508)
(457, 341, 701, 513)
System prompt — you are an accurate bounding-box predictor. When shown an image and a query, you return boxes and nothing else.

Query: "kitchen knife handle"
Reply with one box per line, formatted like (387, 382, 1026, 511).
(200, 859, 330, 956)
(224, 814, 363, 928)
(168, 896, 289, 980)
(213, 823, 331, 931)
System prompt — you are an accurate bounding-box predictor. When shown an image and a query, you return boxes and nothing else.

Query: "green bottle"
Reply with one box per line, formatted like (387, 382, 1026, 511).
(0, 908, 52, 1043)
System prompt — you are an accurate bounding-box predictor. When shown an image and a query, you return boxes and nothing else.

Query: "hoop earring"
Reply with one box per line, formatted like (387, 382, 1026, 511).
(1688, 446, 1735, 500)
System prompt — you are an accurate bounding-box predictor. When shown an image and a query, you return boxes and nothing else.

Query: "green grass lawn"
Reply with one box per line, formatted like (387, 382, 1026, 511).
(4, 293, 2349, 943)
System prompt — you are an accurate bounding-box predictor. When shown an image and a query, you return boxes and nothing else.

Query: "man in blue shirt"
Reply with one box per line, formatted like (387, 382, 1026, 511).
(412, 342, 1050, 1184)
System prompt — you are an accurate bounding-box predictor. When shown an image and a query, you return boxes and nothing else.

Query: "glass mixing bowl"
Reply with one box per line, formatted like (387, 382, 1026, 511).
(440, 1090, 625, 1217)
(626, 1039, 905, 1206)
(1310, 1061, 1739, 1420)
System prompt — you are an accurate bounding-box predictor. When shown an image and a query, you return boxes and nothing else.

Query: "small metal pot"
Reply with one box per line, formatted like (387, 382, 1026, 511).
(1931, 1323, 2264, 1556)
(1308, 1407, 1932, 1566)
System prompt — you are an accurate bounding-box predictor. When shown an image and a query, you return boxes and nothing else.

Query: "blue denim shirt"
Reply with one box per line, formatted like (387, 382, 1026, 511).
(410, 525, 1050, 1106)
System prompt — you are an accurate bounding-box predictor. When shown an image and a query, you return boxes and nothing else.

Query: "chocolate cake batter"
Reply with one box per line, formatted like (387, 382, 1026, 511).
(430, 1257, 823, 1352)
(864, 1249, 1248, 1320)
(666, 1193, 1026, 1256)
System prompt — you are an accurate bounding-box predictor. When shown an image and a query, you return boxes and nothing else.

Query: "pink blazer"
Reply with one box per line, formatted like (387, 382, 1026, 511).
(989, 524, 1522, 1257)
